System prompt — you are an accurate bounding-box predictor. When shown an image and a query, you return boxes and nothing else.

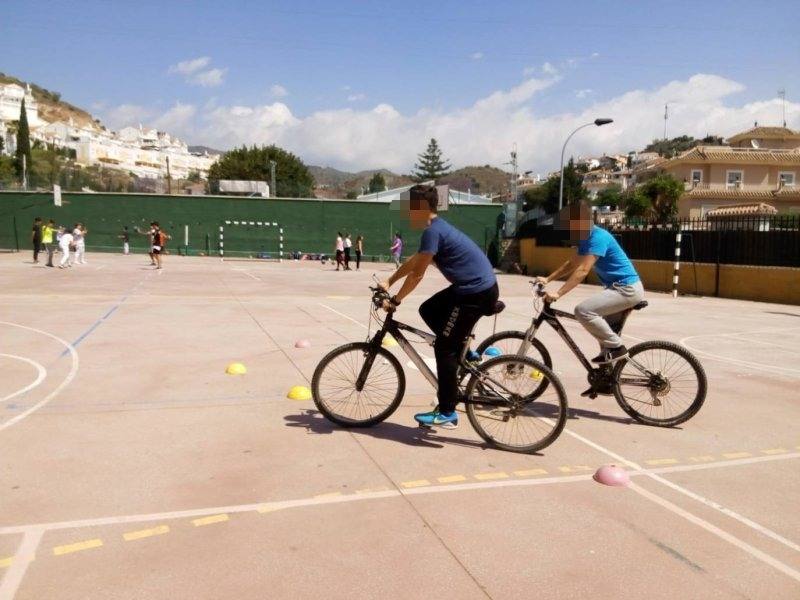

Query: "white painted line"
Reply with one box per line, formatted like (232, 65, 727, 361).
(0, 355, 46, 403)
(680, 326, 800, 377)
(561, 427, 800, 569)
(0, 323, 79, 433)
(1, 453, 797, 537)
(0, 529, 42, 600)
(318, 303, 366, 329)
(629, 482, 800, 583)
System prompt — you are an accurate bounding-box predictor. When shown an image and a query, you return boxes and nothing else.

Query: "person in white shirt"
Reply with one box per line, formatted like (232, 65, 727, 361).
(58, 227, 74, 268)
(334, 232, 345, 271)
(72, 223, 87, 264)
(343, 233, 352, 270)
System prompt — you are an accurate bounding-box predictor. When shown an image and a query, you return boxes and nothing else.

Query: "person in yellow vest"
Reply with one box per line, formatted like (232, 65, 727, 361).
(41, 219, 56, 267)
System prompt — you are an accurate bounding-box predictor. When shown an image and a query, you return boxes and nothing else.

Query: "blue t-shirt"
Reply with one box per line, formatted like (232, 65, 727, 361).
(419, 217, 496, 294)
(578, 226, 640, 287)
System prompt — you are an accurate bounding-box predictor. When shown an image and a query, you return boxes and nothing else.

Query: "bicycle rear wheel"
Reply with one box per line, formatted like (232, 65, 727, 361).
(612, 340, 707, 427)
(465, 356, 567, 453)
(311, 342, 405, 427)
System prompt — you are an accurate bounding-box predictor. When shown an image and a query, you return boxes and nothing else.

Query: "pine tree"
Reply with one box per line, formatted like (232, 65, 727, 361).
(367, 171, 386, 193)
(15, 98, 32, 183)
(413, 138, 451, 181)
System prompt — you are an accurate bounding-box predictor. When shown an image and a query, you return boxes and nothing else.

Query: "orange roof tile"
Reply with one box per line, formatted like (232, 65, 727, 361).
(727, 126, 800, 144)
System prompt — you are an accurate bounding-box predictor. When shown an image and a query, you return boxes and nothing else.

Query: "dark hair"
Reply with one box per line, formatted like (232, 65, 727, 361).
(153, 221, 160, 227)
(409, 184, 439, 212)
(395, 232, 402, 239)
(34, 217, 42, 222)
(48, 219, 54, 224)
(123, 226, 128, 230)
(337, 231, 342, 236)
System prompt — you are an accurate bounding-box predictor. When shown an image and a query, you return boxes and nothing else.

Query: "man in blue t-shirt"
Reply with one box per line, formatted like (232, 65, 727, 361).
(379, 184, 498, 429)
(538, 202, 644, 366)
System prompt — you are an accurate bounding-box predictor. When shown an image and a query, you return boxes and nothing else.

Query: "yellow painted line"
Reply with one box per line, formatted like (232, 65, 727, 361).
(192, 514, 229, 527)
(688, 455, 715, 462)
(761, 448, 787, 455)
(722, 452, 752, 459)
(123, 525, 169, 541)
(514, 468, 548, 477)
(646, 458, 680, 466)
(0, 556, 13, 569)
(313, 492, 343, 499)
(437, 475, 468, 484)
(355, 487, 389, 494)
(474, 472, 509, 481)
(558, 465, 592, 473)
(401, 479, 431, 488)
(53, 538, 103, 556)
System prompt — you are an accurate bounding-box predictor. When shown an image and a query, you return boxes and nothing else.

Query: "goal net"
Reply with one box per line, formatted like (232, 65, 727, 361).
(218, 220, 284, 262)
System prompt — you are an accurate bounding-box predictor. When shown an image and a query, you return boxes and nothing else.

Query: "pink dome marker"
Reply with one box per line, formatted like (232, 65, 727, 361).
(294, 339, 311, 348)
(593, 465, 630, 487)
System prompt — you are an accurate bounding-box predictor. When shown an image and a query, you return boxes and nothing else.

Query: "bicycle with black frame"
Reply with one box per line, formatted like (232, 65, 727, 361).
(475, 282, 707, 427)
(311, 284, 568, 453)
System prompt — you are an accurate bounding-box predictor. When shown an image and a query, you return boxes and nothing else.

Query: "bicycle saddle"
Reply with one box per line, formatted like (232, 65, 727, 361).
(633, 301, 648, 311)
(485, 300, 506, 316)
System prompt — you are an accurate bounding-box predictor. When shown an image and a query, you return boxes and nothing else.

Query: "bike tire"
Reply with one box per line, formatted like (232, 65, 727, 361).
(465, 355, 567, 453)
(311, 342, 406, 427)
(476, 330, 553, 369)
(612, 340, 707, 427)
(475, 330, 553, 397)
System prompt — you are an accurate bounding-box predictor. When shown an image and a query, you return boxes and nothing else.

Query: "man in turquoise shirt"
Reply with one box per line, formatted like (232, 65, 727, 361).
(538, 203, 644, 365)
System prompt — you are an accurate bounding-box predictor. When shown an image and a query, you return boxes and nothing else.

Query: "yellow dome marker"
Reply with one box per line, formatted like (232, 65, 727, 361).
(530, 369, 543, 381)
(382, 334, 398, 348)
(226, 362, 247, 375)
(287, 385, 312, 401)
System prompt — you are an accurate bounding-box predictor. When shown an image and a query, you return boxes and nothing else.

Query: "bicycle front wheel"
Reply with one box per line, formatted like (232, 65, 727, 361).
(612, 340, 707, 427)
(465, 356, 567, 453)
(311, 342, 405, 427)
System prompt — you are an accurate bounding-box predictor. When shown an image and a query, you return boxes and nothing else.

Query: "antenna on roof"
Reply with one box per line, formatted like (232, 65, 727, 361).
(777, 89, 787, 127)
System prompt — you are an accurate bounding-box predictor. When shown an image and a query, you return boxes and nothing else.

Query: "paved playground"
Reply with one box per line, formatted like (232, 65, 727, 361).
(1, 252, 798, 599)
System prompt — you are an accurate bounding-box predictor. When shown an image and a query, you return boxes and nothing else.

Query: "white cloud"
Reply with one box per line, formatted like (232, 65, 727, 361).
(522, 66, 537, 77)
(470, 52, 484, 60)
(126, 74, 800, 175)
(190, 68, 226, 87)
(270, 84, 288, 98)
(591, 52, 600, 59)
(347, 93, 366, 102)
(575, 89, 594, 99)
(168, 57, 226, 87)
(542, 62, 559, 76)
(341, 85, 351, 91)
(168, 57, 211, 76)
(103, 104, 154, 130)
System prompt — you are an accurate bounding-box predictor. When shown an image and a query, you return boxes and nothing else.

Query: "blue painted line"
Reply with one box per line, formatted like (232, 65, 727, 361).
(59, 295, 129, 357)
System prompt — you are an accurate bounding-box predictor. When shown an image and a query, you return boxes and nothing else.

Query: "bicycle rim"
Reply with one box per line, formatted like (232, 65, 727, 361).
(466, 356, 567, 453)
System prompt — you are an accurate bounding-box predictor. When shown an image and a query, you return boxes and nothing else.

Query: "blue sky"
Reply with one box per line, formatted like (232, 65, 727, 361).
(4, 0, 799, 172)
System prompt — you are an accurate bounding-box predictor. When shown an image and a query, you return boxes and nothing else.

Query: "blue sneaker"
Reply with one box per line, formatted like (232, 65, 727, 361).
(466, 349, 481, 363)
(414, 408, 458, 429)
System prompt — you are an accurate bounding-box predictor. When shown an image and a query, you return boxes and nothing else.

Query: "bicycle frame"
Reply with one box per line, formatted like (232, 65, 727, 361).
(356, 311, 518, 406)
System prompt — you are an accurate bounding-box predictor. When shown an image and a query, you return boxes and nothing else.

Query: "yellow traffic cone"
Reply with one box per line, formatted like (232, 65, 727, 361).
(226, 362, 247, 375)
(287, 385, 312, 400)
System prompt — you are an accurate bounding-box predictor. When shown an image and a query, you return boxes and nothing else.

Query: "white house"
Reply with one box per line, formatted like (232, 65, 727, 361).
(0, 83, 42, 154)
(357, 181, 493, 205)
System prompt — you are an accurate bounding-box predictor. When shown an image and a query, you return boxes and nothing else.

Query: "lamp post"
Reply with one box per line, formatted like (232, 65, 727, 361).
(559, 118, 613, 211)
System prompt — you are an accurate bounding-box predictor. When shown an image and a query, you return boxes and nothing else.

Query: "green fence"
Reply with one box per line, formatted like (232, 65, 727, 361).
(0, 192, 502, 261)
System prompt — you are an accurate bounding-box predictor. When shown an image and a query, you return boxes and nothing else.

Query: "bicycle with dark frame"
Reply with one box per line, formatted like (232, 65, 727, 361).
(311, 284, 569, 453)
(474, 282, 707, 427)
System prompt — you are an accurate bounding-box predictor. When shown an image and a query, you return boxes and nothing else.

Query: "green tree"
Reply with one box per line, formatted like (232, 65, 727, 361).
(187, 170, 202, 183)
(522, 159, 586, 214)
(345, 190, 359, 199)
(413, 138, 451, 181)
(367, 171, 386, 193)
(0, 155, 16, 186)
(640, 173, 683, 222)
(622, 188, 651, 219)
(15, 98, 32, 183)
(207, 145, 315, 198)
(592, 184, 623, 208)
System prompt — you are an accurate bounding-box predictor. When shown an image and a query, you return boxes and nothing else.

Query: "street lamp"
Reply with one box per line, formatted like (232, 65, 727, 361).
(559, 118, 613, 211)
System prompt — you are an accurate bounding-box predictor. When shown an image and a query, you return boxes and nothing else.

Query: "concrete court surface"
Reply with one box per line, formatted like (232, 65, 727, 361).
(0, 251, 798, 600)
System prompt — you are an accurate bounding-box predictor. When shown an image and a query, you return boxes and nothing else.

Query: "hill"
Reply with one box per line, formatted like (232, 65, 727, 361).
(309, 166, 414, 197)
(0, 73, 98, 128)
(438, 165, 511, 197)
(643, 134, 725, 158)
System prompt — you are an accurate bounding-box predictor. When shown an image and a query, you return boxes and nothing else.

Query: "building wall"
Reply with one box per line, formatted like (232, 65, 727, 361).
(519, 239, 800, 304)
(0, 192, 501, 259)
